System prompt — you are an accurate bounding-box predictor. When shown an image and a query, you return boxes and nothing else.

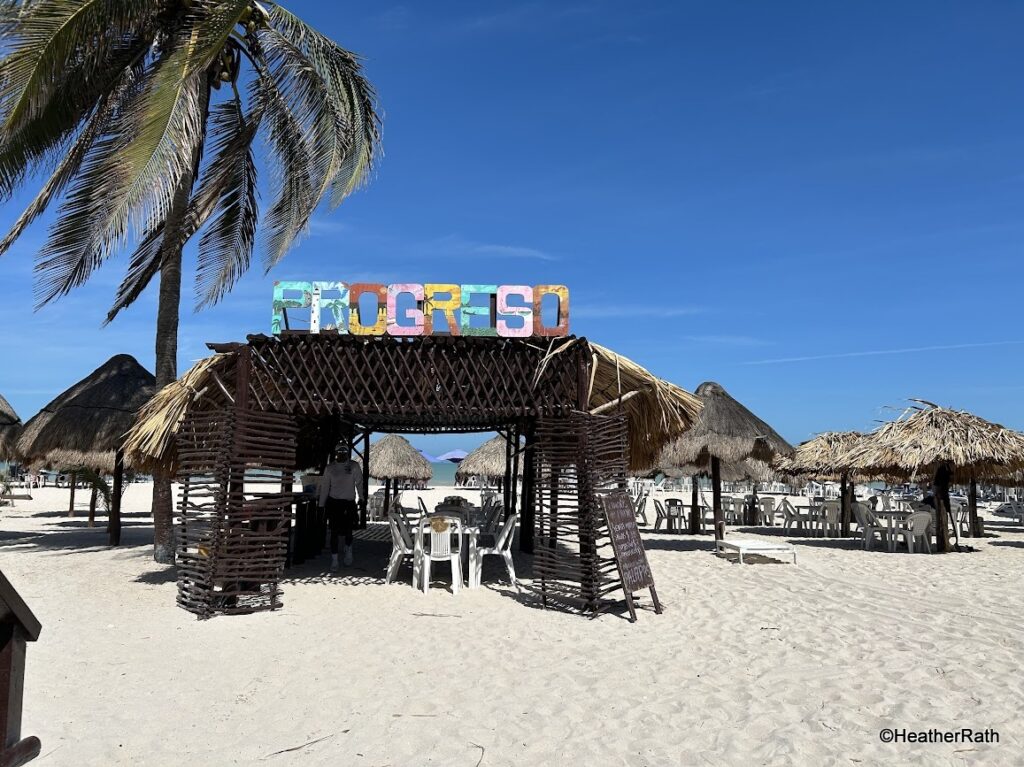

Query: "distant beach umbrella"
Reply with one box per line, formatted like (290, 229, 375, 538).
(843, 401, 1024, 549)
(660, 382, 793, 537)
(17, 355, 155, 545)
(456, 436, 524, 487)
(362, 434, 432, 513)
(437, 449, 469, 463)
(1, 392, 22, 462)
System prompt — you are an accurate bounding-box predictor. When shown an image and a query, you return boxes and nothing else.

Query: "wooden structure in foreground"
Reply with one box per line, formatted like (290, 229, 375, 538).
(0, 570, 41, 767)
(128, 334, 699, 619)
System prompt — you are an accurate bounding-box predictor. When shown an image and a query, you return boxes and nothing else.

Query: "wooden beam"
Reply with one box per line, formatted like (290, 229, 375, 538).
(711, 457, 724, 541)
(109, 450, 124, 547)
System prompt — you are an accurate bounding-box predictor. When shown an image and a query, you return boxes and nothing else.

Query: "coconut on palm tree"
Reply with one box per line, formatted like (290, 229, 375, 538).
(0, 1, 380, 562)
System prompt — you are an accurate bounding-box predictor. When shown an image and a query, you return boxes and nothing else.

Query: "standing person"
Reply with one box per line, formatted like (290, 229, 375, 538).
(318, 446, 364, 571)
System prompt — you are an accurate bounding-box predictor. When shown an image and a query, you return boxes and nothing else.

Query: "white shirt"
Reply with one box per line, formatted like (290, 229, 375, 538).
(318, 460, 363, 506)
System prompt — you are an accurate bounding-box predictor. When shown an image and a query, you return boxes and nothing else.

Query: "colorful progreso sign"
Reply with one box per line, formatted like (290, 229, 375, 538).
(271, 282, 570, 338)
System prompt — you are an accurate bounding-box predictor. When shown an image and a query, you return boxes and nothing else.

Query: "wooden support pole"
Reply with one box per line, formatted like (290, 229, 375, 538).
(690, 474, 701, 534)
(383, 478, 391, 518)
(88, 487, 98, 528)
(933, 462, 952, 552)
(711, 456, 724, 541)
(519, 424, 536, 553)
(510, 424, 522, 518)
(360, 431, 370, 528)
(967, 475, 980, 538)
(503, 428, 513, 514)
(67, 473, 76, 516)
(110, 450, 124, 547)
(840, 473, 851, 537)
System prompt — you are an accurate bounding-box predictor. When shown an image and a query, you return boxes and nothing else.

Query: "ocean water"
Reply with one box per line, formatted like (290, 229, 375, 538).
(428, 461, 458, 487)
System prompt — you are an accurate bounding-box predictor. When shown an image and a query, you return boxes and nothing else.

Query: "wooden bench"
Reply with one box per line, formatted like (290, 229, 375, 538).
(716, 538, 797, 564)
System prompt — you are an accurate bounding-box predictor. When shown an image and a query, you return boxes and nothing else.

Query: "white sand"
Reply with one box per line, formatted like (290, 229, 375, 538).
(1, 483, 1022, 766)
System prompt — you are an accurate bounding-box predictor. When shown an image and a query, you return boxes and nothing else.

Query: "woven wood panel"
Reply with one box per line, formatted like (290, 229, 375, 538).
(530, 412, 629, 612)
(177, 408, 297, 618)
(243, 334, 586, 429)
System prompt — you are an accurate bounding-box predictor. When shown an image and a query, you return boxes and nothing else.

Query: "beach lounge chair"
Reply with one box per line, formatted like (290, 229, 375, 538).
(385, 512, 420, 587)
(470, 513, 518, 589)
(418, 515, 463, 594)
(853, 503, 888, 550)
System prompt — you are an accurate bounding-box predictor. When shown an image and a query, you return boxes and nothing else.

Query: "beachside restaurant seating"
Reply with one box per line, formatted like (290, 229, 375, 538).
(780, 499, 812, 533)
(633, 491, 650, 527)
(653, 498, 687, 532)
(386, 511, 421, 587)
(418, 514, 465, 594)
(892, 511, 933, 554)
(852, 502, 888, 550)
(469, 513, 519, 589)
(757, 497, 776, 526)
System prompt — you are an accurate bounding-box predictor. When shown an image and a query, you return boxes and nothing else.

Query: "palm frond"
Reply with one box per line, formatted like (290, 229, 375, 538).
(194, 94, 261, 309)
(34, 26, 210, 307)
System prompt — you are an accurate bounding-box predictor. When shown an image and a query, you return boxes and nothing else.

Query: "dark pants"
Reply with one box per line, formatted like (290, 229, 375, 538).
(327, 498, 358, 553)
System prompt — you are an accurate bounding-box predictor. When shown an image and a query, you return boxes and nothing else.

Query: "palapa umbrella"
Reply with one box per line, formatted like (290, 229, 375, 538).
(364, 434, 432, 512)
(843, 401, 1024, 550)
(456, 435, 524, 488)
(0, 392, 22, 463)
(660, 382, 793, 539)
(778, 431, 865, 535)
(17, 355, 155, 545)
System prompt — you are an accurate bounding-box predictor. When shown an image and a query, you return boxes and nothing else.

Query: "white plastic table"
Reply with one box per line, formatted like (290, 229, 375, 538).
(872, 510, 912, 552)
(716, 538, 797, 564)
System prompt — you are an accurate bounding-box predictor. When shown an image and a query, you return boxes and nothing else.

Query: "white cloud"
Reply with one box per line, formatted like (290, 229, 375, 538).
(743, 340, 1024, 366)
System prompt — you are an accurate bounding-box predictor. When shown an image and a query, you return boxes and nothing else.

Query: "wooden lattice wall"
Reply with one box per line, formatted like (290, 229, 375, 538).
(531, 412, 629, 612)
(177, 406, 297, 618)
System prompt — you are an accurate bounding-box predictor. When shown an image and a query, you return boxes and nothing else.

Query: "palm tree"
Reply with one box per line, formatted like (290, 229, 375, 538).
(0, 1, 380, 562)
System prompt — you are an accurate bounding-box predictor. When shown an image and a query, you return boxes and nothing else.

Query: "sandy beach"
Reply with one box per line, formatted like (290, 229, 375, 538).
(1, 482, 1020, 766)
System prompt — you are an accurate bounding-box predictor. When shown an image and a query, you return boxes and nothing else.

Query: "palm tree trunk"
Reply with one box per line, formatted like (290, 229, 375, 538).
(151, 80, 212, 564)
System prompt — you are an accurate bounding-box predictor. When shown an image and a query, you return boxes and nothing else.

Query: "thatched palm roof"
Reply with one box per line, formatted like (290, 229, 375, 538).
(662, 457, 774, 483)
(17, 355, 155, 473)
(842, 401, 1024, 483)
(455, 435, 523, 483)
(365, 434, 432, 481)
(777, 431, 864, 479)
(660, 381, 792, 467)
(1, 392, 22, 461)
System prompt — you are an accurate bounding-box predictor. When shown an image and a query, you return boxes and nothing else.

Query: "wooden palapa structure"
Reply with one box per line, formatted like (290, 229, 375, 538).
(125, 334, 700, 618)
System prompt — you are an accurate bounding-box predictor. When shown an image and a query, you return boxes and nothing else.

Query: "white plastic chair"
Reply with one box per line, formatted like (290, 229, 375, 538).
(853, 503, 887, 550)
(470, 513, 518, 589)
(418, 515, 463, 594)
(758, 497, 776, 526)
(780, 499, 810, 532)
(893, 511, 933, 553)
(386, 512, 421, 586)
(481, 500, 504, 534)
(821, 500, 841, 537)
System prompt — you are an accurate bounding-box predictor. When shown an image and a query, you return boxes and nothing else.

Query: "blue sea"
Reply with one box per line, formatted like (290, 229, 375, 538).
(428, 461, 459, 487)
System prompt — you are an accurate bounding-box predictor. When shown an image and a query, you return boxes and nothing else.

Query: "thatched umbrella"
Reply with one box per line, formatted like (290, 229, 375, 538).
(1, 392, 22, 463)
(660, 382, 793, 539)
(364, 434, 431, 512)
(778, 431, 865, 535)
(843, 401, 1024, 550)
(17, 355, 155, 545)
(456, 436, 523, 486)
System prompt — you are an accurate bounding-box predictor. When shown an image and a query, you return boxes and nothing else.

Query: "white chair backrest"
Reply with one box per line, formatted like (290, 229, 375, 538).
(654, 498, 666, 516)
(907, 511, 931, 535)
(852, 502, 869, 528)
(483, 501, 504, 533)
(389, 511, 414, 551)
(759, 497, 775, 513)
(418, 497, 429, 516)
(422, 515, 461, 558)
(779, 498, 796, 518)
(496, 513, 518, 550)
(823, 500, 841, 523)
(880, 494, 892, 511)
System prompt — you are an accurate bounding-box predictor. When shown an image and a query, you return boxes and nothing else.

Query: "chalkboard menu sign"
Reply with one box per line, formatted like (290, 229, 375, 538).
(601, 491, 662, 621)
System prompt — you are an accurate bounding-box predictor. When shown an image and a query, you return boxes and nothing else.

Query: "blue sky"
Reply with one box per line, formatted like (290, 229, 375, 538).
(1, 1, 1022, 456)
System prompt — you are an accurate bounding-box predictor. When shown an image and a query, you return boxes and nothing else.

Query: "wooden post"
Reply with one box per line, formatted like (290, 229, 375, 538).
(519, 424, 536, 553)
(839, 473, 851, 537)
(933, 463, 952, 552)
(360, 431, 370, 528)
(503, 428, 513, 514)
(711, 456, 724, 541)
(67, 472, 77, 516)
(383, 477, 391, 518)
(689, 474, 701, 534)
(88, 487, 98, 528)
(510, 424, 521, 518)
(967, 475, 980, 538)
(110, 450, 124, 547)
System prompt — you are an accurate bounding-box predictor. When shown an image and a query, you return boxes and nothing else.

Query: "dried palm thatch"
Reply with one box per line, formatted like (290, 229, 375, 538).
(777, 431, 865, 480)
(585, 342, 702, 472)
(365, 434, 431, 481)
(122, 354, 232, 475)
(663, 457, 775, 483)
(660, 381, 793, 466)
(17, 355, 155, 471)
(843, 401, 1024, 484)
(456, 435, 523, 483)
(1, 392, 22, 461)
